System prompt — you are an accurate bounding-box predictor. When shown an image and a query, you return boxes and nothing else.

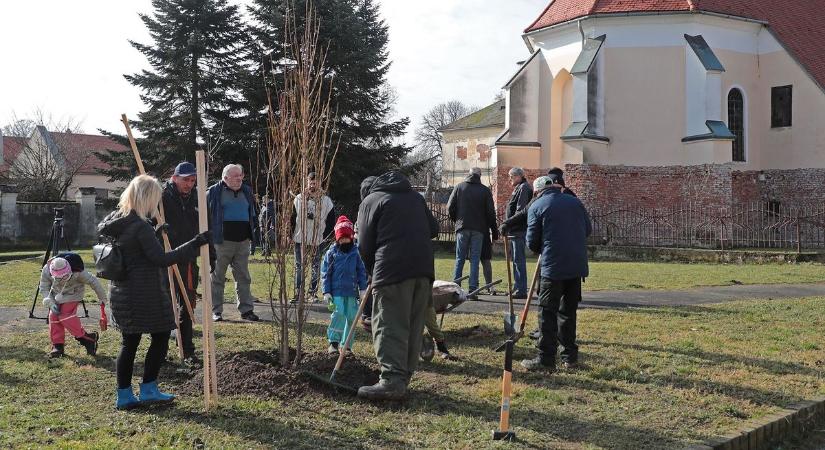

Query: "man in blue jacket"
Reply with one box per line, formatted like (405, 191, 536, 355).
(523, 173, 591, 371)
(206, 164, 259, 322)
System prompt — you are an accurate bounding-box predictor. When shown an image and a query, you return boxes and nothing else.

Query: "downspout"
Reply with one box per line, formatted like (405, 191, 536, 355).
(578, 19, 585, 45)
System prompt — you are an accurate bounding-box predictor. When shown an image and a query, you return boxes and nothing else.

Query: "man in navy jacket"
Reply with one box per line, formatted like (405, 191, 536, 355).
(523, 173, 591, 371)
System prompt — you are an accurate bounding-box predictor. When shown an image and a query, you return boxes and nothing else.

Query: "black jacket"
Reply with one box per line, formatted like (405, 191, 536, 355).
(503, 179, 533, 235)
(162, 181, 200, 290)
(502, 186, 576, 235)
(447, 173, 496, 234)
(527, 188, 591, 280)
(98, 211, 199, 334)
(357, 171, 439, 288)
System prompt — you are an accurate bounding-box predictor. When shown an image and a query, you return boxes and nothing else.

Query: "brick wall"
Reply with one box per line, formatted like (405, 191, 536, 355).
(494, 166, 546, 219)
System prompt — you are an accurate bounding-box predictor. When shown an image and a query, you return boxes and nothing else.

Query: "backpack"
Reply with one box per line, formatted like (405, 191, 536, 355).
(93, 236, 126, 281)
(55, 252, 84, 272)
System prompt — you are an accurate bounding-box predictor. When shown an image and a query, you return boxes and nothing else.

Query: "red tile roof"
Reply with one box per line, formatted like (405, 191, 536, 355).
(525, 0, 825, 90)
(0, 136, 27, 176)
(48, 132, 128, 175)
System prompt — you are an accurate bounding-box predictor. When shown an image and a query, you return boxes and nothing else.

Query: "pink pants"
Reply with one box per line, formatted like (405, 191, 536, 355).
(49, 302, 87, 344)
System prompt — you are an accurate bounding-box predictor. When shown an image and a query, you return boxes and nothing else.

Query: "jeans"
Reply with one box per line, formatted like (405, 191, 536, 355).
(294, 243, 325, 297)
(116, 332, 170, 389)
(453, 230, 483, 292)
(510, 235, 528, 296)
(211, 240, 254, 315)
(536, 278, 582, 364)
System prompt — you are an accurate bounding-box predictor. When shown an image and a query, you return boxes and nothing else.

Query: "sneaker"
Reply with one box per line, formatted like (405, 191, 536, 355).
(435, 340, 455, 360)
(467, 294, 479, 301)
(561, 360, 578, 370)
(521, 356, 555, 372)
(528, 329, 541, 340)
(512, 293, 527, 300)
(212, 313, 223, 322)
(183, 354, 202, 367)
(49, 344, 65, 359)
(241, 311, 260, 322)
(357, 380, 407, 401)
(327, 342, 340, 354)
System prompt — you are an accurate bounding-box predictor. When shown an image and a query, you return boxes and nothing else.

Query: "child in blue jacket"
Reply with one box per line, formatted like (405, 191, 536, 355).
(322, 216, 368, 354)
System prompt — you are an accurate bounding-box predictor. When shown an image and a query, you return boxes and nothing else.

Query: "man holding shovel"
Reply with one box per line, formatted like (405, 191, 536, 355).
(357, 171, 439, 400)
(522, 173, 591, 372)
(500, 167, 533, 299)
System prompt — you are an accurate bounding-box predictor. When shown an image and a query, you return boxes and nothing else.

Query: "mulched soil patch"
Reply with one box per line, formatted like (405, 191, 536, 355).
(176, 349, 379, 399)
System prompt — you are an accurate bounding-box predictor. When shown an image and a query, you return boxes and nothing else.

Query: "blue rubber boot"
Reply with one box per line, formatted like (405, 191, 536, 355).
(139, 381, 175, 404)
(116, 387, 140, 410)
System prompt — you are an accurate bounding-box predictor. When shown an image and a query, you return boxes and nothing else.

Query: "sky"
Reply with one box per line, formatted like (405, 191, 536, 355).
(0, 0, 545, 143)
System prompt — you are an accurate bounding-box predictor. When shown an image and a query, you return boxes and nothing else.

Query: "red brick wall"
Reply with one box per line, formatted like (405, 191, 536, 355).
(494, 166, 545, 219)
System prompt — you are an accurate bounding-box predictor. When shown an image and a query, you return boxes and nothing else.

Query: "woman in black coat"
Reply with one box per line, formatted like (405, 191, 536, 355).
(98, 174, 209, 410)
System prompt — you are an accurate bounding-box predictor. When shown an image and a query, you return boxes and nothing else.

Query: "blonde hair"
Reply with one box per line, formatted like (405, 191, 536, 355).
(118, 174, 162, 219)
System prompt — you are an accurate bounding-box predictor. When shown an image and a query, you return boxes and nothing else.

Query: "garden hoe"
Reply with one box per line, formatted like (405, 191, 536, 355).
(302, 284, 374, 395)
(502, 236, 516, 336)
(492, 339, 516, 442)
(493, 256, 541, 352)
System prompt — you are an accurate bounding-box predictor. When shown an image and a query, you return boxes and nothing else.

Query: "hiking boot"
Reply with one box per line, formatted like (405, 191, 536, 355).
(357, 380, 406, 401)
(520, 356, 555, 372)
(528, 329, 541, 340)
(420, 336, 434, 362)
(212, 313, 223, 322)
(327, 342, 340, 354)
(49, 344, 65, 359)
(241, 311, 260, 322)
(76, 332, 99, 356)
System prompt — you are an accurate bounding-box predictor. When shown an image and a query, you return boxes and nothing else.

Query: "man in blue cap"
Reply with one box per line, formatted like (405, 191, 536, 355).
(162, 162, 201, 365)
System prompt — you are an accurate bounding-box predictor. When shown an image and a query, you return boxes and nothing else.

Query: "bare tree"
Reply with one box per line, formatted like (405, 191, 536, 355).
(2, 109, 93, 201)
(263, 2, 339, 369)
(408, 101, 476, 189)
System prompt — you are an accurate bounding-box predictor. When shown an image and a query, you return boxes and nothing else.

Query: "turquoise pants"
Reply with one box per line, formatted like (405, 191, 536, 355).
(327, 296, 359, 347)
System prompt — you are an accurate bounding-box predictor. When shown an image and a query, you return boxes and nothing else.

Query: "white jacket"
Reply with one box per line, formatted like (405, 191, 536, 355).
(293, 193, 334, 246)
(40, 267, 107, 307)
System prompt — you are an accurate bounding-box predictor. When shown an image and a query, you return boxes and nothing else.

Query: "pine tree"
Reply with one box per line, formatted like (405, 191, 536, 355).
(99, 0, 248, 179)
(247, 0, 410, 214)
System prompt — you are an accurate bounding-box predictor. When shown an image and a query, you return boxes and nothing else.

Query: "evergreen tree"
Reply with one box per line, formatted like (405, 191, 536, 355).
(98, 0, 248, 179)
(247, 0, 410, 214)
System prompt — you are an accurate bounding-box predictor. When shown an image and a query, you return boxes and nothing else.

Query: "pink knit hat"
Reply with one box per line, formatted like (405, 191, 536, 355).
(49, 257, 72, 279)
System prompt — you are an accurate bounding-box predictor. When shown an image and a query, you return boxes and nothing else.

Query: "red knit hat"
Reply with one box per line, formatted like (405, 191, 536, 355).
(334, 215, 354, 241)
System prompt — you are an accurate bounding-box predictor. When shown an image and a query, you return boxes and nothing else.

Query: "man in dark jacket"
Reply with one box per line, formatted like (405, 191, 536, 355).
(446, 167, 496, 296)
(356, 171, 439, 400)
(523, 173, 592, 372)
(500, 167, 532, 299)
(206, 164, 259, 322)
(161, 162, 200, 363)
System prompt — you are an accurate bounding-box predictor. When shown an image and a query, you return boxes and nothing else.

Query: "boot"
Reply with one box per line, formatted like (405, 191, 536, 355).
(435, 340, 454, 360)
(139, 381, 175, 404)
(327, 342, 340, 354)
(76, 332, 99, 356)
(49, 344, 65, 359)
(357, 380, 406, 401)
(520, 356, 555, 372)
(116, 387, 140, 410)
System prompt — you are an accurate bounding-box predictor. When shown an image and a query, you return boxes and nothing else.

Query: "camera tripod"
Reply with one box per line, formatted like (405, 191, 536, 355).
(28, 208, 89, 322)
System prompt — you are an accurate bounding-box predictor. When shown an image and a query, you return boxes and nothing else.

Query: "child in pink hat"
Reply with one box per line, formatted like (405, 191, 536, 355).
(39, 254, 108, 358)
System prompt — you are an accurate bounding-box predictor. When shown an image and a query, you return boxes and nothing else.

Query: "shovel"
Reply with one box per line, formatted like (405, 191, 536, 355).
(493, 255, 541, 352)
(329, 283, 373, 384)
(502, 236, 516, 336)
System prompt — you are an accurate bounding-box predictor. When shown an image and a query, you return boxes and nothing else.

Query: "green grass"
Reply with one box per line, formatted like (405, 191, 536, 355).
(0, 249, 822, 307)
(1, 297, 824, 449)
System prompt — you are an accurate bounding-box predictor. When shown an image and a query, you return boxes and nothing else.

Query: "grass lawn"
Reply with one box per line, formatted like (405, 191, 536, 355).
(1, 297, 824, 449)
(0, 249, 822, 307)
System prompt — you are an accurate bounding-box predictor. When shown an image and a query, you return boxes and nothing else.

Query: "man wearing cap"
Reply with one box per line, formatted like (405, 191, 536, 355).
(162, 162, 201, 362)
(446, 167, 497, 298)
(499, 167, 533, 299)
(207, 164, 259, 322)
(522, 173, 592, 372)
(291, 172, 335, 301)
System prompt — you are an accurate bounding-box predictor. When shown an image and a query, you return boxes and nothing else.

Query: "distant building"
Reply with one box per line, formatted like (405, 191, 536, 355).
(0, 126, 127, 199)
(439, 99, 505, 189)
(494, 0, 825, 210)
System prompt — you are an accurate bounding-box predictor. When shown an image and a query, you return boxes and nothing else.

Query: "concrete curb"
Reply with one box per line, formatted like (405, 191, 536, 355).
(687, 396, 825, 450)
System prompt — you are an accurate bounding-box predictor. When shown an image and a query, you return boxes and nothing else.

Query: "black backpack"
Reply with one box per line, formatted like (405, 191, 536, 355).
(56, 252, 85, 272)
(93, 236, 126, 281)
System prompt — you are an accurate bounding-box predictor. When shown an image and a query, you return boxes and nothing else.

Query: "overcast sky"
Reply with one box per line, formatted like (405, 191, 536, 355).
(0, 0, 544, 143)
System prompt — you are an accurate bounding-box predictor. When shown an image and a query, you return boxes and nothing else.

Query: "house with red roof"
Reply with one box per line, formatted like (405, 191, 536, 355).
(495, 0, 825, 210)
(0, 126, 127, 200)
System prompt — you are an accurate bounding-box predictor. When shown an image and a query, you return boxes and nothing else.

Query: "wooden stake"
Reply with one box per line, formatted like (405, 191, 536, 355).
(120, 115, 197, 358)
(196, 150, 218, 410)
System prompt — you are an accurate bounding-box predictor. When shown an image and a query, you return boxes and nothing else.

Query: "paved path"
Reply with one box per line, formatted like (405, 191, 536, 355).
(3, 282, 824, 333)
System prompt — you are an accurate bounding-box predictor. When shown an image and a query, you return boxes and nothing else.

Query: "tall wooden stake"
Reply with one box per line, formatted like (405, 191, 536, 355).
(120, 114, 197, 359)
(196, 150, 218, 410)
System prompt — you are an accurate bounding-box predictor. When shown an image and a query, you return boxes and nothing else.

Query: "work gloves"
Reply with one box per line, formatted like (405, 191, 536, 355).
(193, 230, 212, 248)
(44, 297, 60, 315)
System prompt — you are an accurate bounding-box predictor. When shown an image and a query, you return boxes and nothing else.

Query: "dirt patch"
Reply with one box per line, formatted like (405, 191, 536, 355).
(176, 349, 379, 399)
(452, 324, 496, 338)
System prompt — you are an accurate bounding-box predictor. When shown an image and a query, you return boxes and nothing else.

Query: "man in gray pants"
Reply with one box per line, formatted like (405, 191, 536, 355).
(357, 171, 439, 400)
(206, 164, 259, 322)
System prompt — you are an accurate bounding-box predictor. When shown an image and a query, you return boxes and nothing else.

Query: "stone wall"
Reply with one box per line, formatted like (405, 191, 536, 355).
(0, 185, 101, 247)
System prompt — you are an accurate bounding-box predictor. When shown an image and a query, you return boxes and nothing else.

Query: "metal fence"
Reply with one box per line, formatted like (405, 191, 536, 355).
(428, 201, 825, 252)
